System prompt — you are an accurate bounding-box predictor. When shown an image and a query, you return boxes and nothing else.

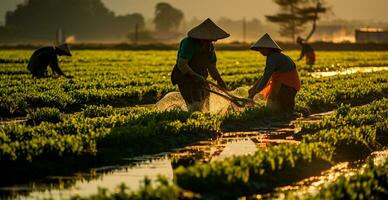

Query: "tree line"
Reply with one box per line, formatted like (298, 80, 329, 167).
(0, 0, 184, 43)
(0, 0, 328, 43)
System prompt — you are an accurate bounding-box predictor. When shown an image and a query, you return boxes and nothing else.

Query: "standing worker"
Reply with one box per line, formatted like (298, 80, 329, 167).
(171, 18, 229, 112)
(27, 43, 73, 78)
(248, 33, 301, 114)
(296, 36, 316, 68)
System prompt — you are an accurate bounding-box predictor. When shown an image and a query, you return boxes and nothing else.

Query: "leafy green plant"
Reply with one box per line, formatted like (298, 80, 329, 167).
(26, 107, 62, 125)
(174, 143, 333, 198)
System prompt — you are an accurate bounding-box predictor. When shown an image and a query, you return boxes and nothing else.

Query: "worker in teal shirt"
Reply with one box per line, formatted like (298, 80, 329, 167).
(171, 18, 229, 112)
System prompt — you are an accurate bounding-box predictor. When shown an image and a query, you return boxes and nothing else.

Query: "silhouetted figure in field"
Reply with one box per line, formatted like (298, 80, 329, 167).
(171, 18, 229, 112)
(297, 37, 316, 67)
(27, 44, 73, 78)
(248, 34, 301, 114)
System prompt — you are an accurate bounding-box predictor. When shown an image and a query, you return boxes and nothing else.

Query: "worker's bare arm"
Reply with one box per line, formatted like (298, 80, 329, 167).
(208, 62, 227, 89)
(49, 58, 73, 78)
(248, 65, 274, 98)
(177, 57, 196, 76)
(177, 57, 205, 82)
(49, 58, 65, 76)
(253, 77, 262, 89)
(248, 77, 262, 99)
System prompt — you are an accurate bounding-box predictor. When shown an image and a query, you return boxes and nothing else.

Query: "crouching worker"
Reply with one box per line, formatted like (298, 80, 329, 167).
(171, 18, 229, 112)
(248, 34, 301, 114)
(27, 43, 73, 78)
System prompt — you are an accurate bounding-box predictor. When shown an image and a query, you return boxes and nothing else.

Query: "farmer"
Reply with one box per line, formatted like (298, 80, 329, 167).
(171, 18, 229, 112)
(248, 33, 301, 114)
(296, 36, 316, 67)
(27, 43, 73, 78)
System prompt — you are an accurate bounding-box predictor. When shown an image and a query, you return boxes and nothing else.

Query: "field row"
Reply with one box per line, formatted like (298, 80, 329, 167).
(1, 50, 388, 117)
(1, 69, 387, 118)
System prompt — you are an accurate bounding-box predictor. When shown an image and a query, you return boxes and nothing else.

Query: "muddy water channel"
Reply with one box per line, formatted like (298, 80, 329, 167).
(0, 155, 174, 200)
(0, 123, 299, 200)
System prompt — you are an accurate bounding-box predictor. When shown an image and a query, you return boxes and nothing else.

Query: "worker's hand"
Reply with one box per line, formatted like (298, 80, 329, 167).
(193, 74, 206, 83)
(248, 87, 256, 99)
(217, 80, 227, 90)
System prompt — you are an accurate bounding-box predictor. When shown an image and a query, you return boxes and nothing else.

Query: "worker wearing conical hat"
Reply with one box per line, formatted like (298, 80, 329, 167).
(27, 43, 73, 78)
(296, 36, 316, 67)
(171, 18, 230, 112)
(248, 33, 301, 114)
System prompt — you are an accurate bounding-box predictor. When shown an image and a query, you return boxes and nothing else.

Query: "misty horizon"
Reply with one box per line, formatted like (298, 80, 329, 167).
(1, 0, 388, 24)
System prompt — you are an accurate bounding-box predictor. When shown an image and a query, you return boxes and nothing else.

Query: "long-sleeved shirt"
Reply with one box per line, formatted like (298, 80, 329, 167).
(27, 47, 65, 76)
(256, 52, 296, 93)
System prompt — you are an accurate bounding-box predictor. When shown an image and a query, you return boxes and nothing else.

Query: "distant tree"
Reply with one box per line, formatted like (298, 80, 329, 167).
(266, 0, 328, 42)
(114, 13, 145, 38)
(153, 2, 184, 32)
(3, 0, 144, 41)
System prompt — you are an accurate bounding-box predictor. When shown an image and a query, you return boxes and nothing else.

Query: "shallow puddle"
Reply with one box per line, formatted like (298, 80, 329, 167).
(310, 66, 388, 78)
(171, 129, 299, 166)
(211, 139, 258, 161)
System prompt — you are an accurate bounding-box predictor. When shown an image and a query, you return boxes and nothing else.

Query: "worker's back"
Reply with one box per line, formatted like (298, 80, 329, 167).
(27, 46, 56, 74)
(302, 43, 314, 54)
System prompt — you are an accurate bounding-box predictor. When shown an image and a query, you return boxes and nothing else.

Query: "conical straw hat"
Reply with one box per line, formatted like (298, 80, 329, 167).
(188, 18, 230, 40)
(250, 33, 282, 51)
(56, 43, 72, 56)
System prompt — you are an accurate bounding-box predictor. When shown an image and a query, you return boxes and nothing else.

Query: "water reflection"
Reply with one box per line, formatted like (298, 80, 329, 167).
(0, 155, 173, 200)
(310, 66, 388, 78)
(212, 139, 257, 161)
(172, 129, 298, 164)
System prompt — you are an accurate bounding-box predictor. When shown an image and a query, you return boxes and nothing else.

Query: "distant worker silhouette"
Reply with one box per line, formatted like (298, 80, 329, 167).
(27, 43, 73, 78)
(171, 18, 229, 112)
(296, 36, 316, 67)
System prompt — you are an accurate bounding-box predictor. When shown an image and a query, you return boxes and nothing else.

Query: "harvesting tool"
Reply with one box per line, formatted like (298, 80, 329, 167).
(204, 80, 258, 107)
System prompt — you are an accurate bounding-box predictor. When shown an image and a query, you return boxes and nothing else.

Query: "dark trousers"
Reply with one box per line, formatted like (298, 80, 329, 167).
(270, 84, 297, 114)
(178, 83, 209, 111)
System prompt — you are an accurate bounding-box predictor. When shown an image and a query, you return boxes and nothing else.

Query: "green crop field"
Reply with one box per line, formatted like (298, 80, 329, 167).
(0, 50, 388, 199)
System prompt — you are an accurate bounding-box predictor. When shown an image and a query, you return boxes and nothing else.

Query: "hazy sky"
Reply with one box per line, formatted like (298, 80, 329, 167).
(101, 0, 388, 22)
(1, 0, 388, 24)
